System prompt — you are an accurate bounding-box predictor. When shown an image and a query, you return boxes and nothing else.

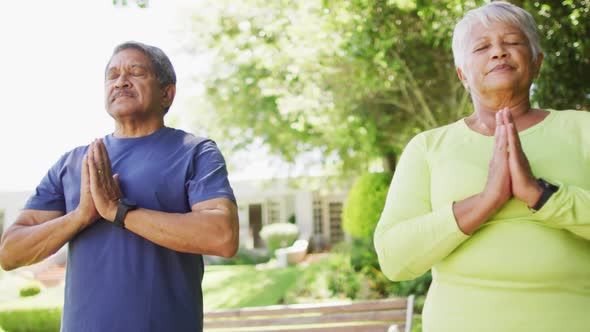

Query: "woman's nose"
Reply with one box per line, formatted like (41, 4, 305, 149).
(491, 44, 508, 59)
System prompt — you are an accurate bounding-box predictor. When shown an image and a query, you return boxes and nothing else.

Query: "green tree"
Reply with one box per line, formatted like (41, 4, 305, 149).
(187, 0, 474, 173)
(520, 0, 590, 110)
(184, 0, 589, 173)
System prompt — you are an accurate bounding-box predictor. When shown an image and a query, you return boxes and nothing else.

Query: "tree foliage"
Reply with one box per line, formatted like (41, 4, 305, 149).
(112, 0, 148, 8)
(185, 0, 589, 173)
(521, 0, 590, 110)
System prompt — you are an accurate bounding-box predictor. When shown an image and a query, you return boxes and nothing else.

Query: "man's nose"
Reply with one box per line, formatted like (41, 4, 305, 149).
(114, 73, 131, 89)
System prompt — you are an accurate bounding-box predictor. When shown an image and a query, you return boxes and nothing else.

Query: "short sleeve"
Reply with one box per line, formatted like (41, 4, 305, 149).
(186, 140, 236, 206)
(25, 153, 67, 212)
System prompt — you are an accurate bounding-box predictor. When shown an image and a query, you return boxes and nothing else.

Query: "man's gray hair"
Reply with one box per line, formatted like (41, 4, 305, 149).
(109, 41, 177, 87)
(452, 1, 542, 71)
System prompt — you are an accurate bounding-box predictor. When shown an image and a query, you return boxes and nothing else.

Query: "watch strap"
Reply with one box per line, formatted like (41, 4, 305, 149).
(114, 199, 137, 229)
(531, 178, 558, 211)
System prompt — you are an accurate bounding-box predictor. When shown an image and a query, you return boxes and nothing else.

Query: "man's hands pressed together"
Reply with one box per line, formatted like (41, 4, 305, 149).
(86, 139, 123, 223)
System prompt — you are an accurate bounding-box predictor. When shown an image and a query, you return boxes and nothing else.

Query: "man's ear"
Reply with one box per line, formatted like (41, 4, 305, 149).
(161, 84, 176, 109)
(456, 67, 470, 92)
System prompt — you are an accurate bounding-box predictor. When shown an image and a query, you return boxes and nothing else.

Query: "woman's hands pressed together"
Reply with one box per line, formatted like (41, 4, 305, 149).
(484, 108, 542, 209)
(454, 108, 543, 234)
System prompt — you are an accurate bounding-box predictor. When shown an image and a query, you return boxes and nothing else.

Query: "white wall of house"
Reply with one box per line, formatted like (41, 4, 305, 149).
(295, 191, 314, 240)
(230, 177, 351, 250)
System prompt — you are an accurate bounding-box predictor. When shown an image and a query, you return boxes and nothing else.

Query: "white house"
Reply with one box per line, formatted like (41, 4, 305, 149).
(232, 176, 351, 251)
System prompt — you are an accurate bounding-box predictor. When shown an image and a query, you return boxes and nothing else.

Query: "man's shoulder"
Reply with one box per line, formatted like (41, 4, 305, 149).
(164, 127, 213, 147)
(50, 144, 89, 168)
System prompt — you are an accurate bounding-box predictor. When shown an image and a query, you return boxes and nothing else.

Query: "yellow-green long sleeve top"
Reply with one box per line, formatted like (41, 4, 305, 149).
(374, 110, 590, 332)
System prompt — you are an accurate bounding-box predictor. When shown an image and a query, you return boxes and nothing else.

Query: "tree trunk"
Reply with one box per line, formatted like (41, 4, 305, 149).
(382, 152, 397, 173)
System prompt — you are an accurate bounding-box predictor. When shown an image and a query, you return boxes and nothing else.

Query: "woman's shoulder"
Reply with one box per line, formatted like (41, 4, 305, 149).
(409, 120, 465, 146)
(549, 109, 590, 120)
(547, 109, 590, 128)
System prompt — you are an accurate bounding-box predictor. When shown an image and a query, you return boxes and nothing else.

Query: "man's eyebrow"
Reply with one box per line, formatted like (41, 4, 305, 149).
(130, 64, 150, 70)
(106, 63, 149, 71)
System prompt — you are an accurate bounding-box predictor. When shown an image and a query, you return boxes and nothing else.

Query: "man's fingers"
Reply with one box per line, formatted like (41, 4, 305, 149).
(95, 139, 110, 176)
(97, 139, 113, 168)
(82, 154, 90, 190)
(87, 144, 99, 190)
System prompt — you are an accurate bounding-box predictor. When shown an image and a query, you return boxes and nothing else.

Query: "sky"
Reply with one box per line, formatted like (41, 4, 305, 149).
(0, 0, 195, 191)
(0, 0, 320, 193)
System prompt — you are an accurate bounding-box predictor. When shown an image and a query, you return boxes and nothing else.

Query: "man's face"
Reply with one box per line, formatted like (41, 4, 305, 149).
(104, 49, 165, 119)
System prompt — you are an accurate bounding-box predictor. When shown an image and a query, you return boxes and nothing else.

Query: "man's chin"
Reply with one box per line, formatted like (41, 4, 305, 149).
(107, 106, 143, 118)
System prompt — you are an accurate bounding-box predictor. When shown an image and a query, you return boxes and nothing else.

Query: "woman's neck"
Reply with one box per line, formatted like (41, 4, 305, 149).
(466, 96, 533, 136)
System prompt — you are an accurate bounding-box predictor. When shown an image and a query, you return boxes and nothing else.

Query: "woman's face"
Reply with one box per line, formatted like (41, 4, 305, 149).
(457, 20, 542, 100)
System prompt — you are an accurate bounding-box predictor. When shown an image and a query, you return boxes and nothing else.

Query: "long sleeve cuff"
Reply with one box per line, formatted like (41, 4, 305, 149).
(375, 203, 470, 281)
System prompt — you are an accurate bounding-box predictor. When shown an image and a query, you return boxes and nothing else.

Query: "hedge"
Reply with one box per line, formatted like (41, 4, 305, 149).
(342, 172, 393, 239)
(0, 308, 61, 332)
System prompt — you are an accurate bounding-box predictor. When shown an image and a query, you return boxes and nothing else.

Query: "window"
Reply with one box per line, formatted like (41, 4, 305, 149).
(312, 200, 323, 234)
(328, 202, 343, 243)
(266, 200, 281, 224)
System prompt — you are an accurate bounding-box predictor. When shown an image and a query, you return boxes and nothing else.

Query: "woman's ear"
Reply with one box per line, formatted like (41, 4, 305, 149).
(456, 67, 470, 92)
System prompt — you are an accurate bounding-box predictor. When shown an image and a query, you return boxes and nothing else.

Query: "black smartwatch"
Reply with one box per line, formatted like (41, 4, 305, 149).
(113, 198, 138, 229)
(531, 178, 559, 211)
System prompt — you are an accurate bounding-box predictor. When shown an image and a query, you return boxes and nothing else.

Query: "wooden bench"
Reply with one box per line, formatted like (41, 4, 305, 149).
(204, 296, 414, 332)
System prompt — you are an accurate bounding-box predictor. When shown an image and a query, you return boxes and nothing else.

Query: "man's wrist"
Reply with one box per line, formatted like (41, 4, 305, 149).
(113, 198, 138, 228)
(70, 209, 94, 229)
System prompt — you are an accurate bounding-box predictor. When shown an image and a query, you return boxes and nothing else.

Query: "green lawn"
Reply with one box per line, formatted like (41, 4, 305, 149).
(0, 262, 422, 331)
(0, 264, 305, 312)
(203, 265, 303, 310)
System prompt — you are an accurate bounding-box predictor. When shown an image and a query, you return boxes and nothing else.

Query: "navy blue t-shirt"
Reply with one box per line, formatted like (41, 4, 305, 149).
(25, 127, 235, 332)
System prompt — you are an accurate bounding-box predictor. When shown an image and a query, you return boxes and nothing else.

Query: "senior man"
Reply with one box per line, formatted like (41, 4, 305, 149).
(0, 41, 239, 332)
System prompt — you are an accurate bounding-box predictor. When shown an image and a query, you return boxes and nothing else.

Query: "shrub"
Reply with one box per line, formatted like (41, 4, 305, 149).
(260, 223, 299, 255)
(326, 253, 361, 299)
(342, 172, 393, 240)
(19, 285, 41, 297)
(332, 239, 432, 300)
(0, 308, 61, 332)
(350, 237, 380, 271)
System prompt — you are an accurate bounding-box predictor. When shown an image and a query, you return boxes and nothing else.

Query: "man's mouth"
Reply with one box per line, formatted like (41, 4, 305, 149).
(112, 91, 135, 101)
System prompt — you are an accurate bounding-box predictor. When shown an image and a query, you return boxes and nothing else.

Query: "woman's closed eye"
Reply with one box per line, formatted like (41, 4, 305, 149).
(474, 45, 489, 52)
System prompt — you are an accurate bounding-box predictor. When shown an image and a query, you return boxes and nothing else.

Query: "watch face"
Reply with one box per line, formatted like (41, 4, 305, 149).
(119, 198, 137, 207)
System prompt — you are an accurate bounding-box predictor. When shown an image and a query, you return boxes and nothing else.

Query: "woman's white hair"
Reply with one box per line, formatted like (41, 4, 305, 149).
(452, 1, 542, 70)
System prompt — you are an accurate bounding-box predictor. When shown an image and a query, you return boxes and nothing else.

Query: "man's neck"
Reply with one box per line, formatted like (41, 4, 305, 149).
(113, 117, 165, 138)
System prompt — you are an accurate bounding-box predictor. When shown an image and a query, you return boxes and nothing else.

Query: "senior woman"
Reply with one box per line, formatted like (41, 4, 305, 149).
(374, 2, 590, 331)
